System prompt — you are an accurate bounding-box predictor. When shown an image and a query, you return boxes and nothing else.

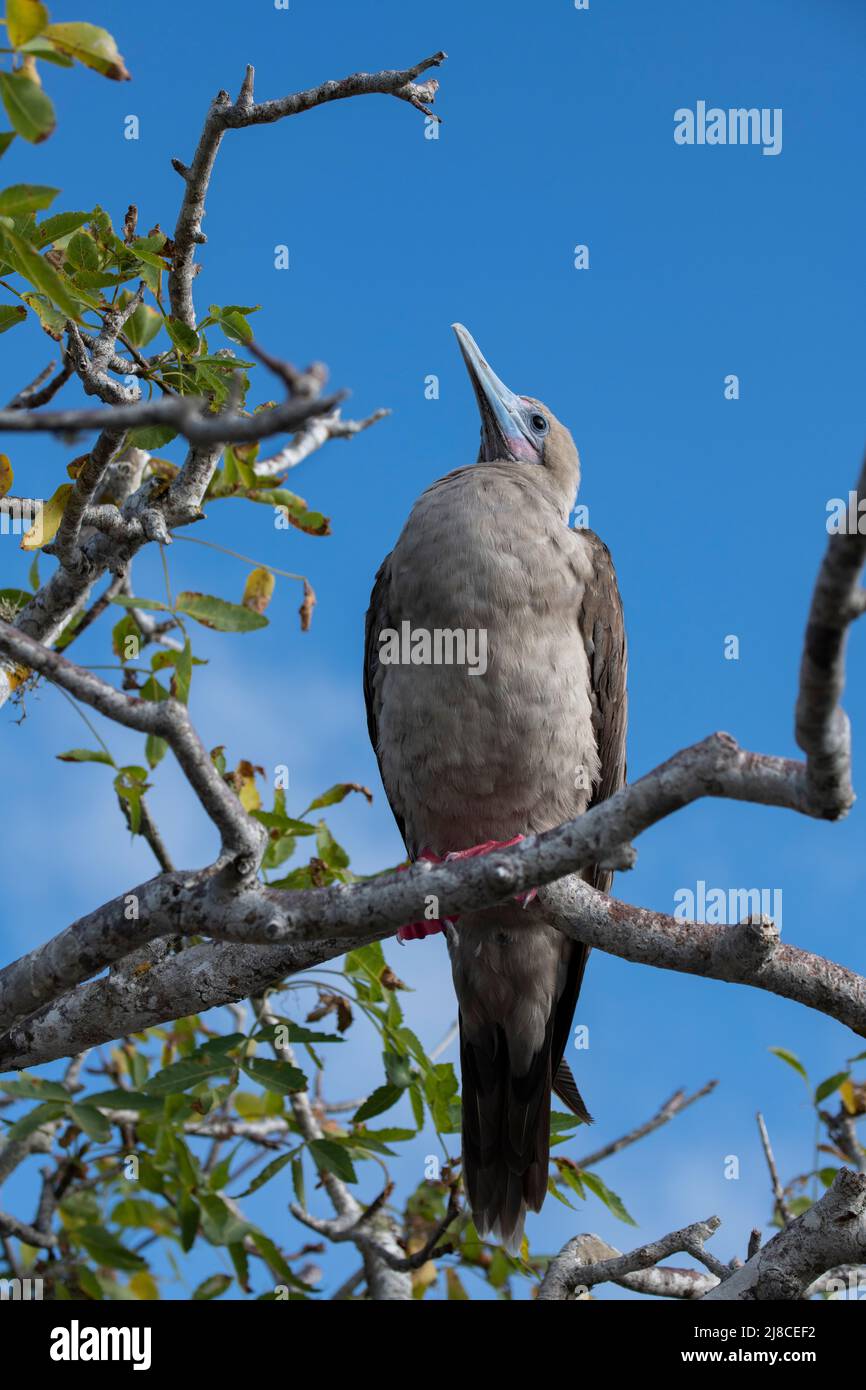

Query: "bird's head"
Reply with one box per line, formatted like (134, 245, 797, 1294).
(452, 323, 580, 508)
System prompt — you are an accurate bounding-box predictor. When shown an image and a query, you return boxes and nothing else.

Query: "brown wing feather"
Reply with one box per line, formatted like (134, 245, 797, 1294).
(551, 528, 628, 1116)
(363, 554, 410, 851)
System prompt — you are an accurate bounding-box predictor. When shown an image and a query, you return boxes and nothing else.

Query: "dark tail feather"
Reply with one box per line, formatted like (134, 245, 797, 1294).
(553, 1058, 593, 1124)
(460, 1016, 557, 1252)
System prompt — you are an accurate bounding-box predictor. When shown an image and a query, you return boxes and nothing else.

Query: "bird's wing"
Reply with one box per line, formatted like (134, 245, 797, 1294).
(363, 553, 409, 852)
(551, 528, 628, 1114)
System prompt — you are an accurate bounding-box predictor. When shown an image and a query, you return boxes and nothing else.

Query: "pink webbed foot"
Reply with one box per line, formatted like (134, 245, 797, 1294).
(395, 837, 536, 942)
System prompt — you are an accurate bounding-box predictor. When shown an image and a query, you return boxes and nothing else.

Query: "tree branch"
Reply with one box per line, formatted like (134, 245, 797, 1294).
(169, 53, 446, 326)
(703, 1168, 866, 1300)
(537, 1216, 722, 1300)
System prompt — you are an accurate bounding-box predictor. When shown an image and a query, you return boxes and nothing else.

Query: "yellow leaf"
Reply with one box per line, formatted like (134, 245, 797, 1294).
(411, 1259, 438, 1298)
(129, 1271, 159, 1301)
(3, 661, 29, 694)
(235, 759, 262, 813)
(20, 481, 71, 550)
(242, 566, 275, 615)
(6, 0, 49, 49)
(42, 22, 131, 81)
(840, 1079, 857, 1115)
(0, 453, 12, 498)
(234, 1091, 269, 1118)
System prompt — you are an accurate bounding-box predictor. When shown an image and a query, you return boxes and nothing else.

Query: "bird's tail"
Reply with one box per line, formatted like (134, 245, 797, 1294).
(459, 1017, 591, 1252)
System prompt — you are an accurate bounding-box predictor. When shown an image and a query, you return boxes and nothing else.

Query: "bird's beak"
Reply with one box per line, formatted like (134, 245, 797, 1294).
(452, 323, 539, 464)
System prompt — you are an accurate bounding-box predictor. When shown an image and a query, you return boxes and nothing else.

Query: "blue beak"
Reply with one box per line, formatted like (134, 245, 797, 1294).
(452, 324, 540, 464)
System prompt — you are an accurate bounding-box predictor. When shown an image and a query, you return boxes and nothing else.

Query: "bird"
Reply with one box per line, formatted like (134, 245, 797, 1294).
(363, 324, 627, 1249)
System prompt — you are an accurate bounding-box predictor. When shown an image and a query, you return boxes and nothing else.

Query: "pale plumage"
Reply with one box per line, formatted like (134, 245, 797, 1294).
(364, 326, 627, 1247)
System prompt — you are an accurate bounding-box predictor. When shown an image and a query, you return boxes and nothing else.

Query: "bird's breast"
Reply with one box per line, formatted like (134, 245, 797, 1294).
(375, 469, 601, 852)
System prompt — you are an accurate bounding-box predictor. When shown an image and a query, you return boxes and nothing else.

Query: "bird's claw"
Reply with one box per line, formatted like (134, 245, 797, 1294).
(396, 837, 537, 941)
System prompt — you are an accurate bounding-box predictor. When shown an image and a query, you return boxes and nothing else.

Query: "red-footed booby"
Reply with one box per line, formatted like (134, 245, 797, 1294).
(364, 325, 627, 1248)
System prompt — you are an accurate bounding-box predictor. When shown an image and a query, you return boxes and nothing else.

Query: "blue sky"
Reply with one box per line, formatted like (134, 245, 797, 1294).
(1, 0, 865, 1298)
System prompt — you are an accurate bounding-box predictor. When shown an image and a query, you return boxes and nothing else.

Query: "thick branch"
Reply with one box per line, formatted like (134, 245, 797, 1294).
(703, 1168, 866, 1299)
(0, 387, 339, 444)
(537, 1216, 722, 1300)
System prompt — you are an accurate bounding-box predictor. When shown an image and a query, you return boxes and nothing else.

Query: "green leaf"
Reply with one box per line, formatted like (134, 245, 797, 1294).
(17, 36, 72, 67)
(315, 820, 350, 871)
(769, 1047, 809, 1083)
(815, 1071, 850, 1104)
(171, 639, 193, 704)
(177, 1191, 199, 1252)
(2, 1074, 69, 1100)
(250, 1231, 311, 1291)
(0, 303, 24, 337)
(143, 1050, 239, 1096)
(165, 315, 199, 356)
(0, 132, 15, 159)
(556, 1161, 586, 1201)
(145, 733, 168, 770)
(77, 1225, 146, 1271)
(446, 1268, 470, 1301)
(84, 1088, 162, 1114)
(255, 1021, 343, 1046)
(175, 591, 268, 633)
(122, 300, 162, 350)
(344, 940, 387, 990)
(208, 302, 258, 343)
(42, 22, 131, 80)
(303, 782, 372, 814)
(19, 290, 64, 337)
(788, 1196, 813, 1217)
(6, 1, 49, 48)
(65, 229, 101, 271)
(246, 486, 331, 536)
(70, 1104, 112, 1143)
(228, 1240, 249, 1291)
(0, 222, 81, 315)
(0, 70, 55, 142)
(582, 1169, 637, 1226)
(56, 747, 114, 766)
(111, 1198, 172, 1233)
(35, 209, 91, 246)
(353, 1084, 404, 1124)
(193, 1273, 232, 1301)
(233, 1150, 294, 1199)
(547, 1174, 577, 1211)
(198, 1194, 252, 1248)
(309, 1138, 357, 1184)
(0, 182, 57, 215)
(383, 1050, 414, 1090)
(5, 1100, 66, 1139)
(424, 1062, 461, 1134)
(238, 1057, 307, 1097)
(0, 584, 31, 609)
(110, 594, 171, 613)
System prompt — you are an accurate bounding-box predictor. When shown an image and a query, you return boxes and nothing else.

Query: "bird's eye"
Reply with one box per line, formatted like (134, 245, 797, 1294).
(530, 412, 548, 435)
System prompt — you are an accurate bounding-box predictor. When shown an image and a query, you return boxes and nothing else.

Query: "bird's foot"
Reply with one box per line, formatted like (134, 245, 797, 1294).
(396, 837, 536, 942)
